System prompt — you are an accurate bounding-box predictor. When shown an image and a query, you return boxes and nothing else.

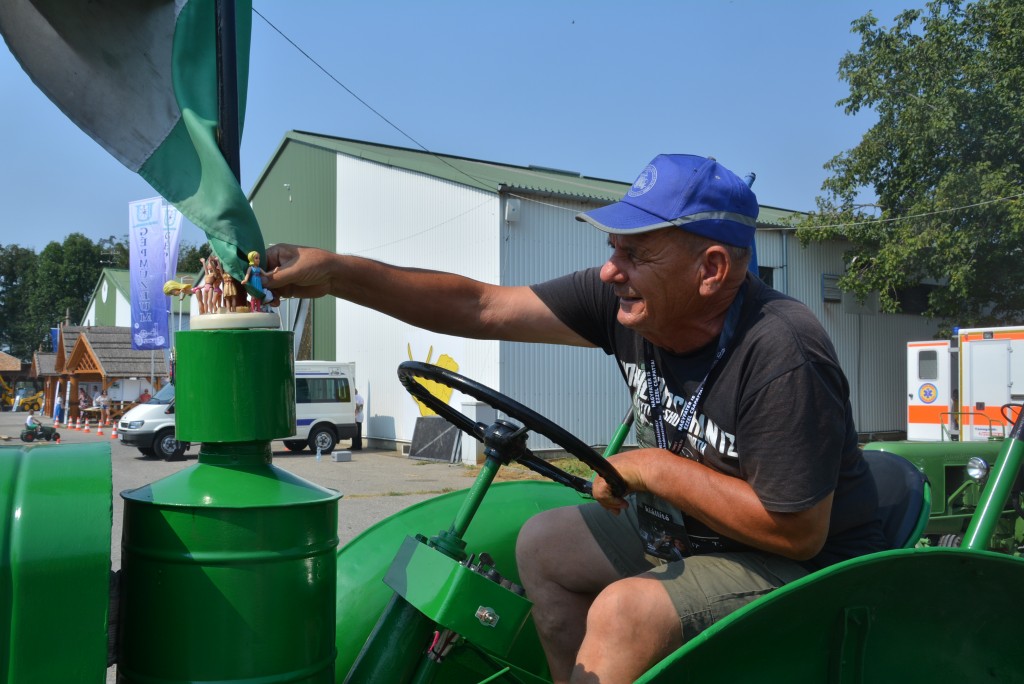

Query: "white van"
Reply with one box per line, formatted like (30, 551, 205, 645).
(119, 361, 357, 460)
(284, 361, 358, 454)
(118, 383, 187, 460)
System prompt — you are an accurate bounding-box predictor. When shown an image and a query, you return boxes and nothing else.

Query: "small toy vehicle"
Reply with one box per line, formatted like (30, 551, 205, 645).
(19, 424, 59, 442)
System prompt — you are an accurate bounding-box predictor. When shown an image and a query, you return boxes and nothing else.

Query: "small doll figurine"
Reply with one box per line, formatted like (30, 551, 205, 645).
(220, 268, 239, 312)
(197, 255, 223, 315)
(240, 250, 274, 312)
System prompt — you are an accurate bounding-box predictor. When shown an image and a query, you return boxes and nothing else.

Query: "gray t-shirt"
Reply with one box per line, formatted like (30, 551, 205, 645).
(532, 270, 885, 569)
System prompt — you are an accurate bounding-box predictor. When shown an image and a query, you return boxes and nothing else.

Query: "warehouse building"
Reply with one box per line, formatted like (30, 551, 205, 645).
(244, 133, 939, 458)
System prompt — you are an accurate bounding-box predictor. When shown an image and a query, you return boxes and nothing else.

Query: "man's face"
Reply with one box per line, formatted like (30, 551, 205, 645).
(599, 229, 704, 340)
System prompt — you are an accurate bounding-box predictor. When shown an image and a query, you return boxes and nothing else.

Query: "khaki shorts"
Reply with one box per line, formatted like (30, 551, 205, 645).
(579, 502, 809, 641)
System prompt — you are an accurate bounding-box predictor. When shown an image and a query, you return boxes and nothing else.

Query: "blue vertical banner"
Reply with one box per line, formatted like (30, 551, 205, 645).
(162, 203, 183, 283)
(129, 197, 172, 350)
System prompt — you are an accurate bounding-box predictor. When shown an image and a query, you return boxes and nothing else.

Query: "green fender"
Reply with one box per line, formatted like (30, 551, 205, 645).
(638, 547, 1024, 684)
(0, 442, 112, 684)
(335, 480, 584, 683)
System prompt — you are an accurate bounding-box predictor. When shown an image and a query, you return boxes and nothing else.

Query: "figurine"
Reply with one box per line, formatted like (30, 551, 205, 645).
(195, 255, 223, 315)
(163, 280, 194, 299)
(220, 269, 240, 312)
(240, 251, 275, 312)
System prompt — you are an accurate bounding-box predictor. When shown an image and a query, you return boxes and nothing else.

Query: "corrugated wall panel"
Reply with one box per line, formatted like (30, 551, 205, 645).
(252, 141, 338, 359)
(499, 193, 629, 451)
(779, 235, 940, 435)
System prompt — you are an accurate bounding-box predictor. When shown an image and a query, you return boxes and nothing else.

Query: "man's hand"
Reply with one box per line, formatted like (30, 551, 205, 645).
(591, 450, 661, 514)
(262, 244, 337, 302)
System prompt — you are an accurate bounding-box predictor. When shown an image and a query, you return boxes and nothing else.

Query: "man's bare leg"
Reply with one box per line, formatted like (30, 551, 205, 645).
(571, 576, 682, 683)
(516, 507, 621, 684)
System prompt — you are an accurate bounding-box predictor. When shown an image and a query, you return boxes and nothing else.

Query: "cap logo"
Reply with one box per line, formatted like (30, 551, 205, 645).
(627, 164, 658, 197)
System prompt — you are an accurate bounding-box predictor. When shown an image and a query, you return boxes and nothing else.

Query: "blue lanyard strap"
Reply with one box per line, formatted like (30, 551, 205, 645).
(643, 287, 746, 451)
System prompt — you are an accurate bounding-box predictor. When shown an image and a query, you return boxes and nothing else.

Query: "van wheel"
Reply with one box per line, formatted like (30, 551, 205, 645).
(308, 426, 337, 454)
(154, 428, 187, 461)
(283, 440, 306, 453)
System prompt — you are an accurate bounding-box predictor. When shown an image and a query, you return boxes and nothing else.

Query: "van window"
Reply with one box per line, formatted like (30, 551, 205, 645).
(150, 384, 175, 405)
(918, 350, 938, 380)
(296, 377, 351, 404)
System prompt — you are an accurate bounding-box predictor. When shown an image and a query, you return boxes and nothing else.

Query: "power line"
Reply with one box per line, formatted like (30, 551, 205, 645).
(251, 7, 493, 192)
(804, 189, 1024, 230)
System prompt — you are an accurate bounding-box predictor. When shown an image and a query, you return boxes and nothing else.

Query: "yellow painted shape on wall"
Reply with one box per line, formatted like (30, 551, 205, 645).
(406, 344, 459, 417)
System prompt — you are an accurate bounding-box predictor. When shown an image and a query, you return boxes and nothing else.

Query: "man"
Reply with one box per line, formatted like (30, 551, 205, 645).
(263, 154, 884, 683)
(352, 389, 365, 451)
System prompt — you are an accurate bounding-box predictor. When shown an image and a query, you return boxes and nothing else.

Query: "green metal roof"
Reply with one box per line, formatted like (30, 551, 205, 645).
(253, 132, 804, 227)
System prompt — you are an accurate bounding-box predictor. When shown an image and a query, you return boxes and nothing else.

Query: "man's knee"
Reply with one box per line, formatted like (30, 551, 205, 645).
(516, 507, 580, 576)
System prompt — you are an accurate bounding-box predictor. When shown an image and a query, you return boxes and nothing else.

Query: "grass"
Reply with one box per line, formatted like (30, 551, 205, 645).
(467, 457, 595, 482)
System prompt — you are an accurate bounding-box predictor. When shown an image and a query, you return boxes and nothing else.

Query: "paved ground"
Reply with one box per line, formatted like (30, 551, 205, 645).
(1, 409, 488, 683)
(0, 410, 481, 564)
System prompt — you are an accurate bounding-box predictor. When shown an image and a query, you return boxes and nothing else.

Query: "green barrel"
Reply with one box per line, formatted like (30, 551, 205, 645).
(118, 327, 341, 683)
(174, 328, 295, 442)
(0, 442, 112, 684)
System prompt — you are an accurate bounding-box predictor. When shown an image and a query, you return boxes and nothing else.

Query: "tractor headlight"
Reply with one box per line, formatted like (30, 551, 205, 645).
(127, 420, 144, 429)
(966, 456, 989, 481)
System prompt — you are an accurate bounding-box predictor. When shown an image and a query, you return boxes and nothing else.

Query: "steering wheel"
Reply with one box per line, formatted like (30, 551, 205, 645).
(397, 361, 627, 498)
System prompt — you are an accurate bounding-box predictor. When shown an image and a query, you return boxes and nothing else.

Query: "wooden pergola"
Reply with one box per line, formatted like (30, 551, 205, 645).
(55, 326, 169, 420)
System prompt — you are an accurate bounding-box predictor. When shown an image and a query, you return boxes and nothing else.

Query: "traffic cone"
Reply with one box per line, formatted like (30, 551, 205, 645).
(76, 415, 82, 431)
(83, 419, 90, 434)
(96, 422, 103, 437)
(111, 423, 118, 439)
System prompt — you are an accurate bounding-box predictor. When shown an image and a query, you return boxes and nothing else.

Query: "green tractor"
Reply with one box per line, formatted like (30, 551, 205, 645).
(3, 328, 1023, 683)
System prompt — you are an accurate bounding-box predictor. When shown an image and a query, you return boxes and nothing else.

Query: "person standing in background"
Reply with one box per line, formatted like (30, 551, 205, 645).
(352, 389, 364, 451)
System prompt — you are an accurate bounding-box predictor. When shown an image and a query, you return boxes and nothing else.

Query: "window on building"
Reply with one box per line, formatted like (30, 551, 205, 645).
(896, 283, 937, 316)
(822, 274, 842, 302)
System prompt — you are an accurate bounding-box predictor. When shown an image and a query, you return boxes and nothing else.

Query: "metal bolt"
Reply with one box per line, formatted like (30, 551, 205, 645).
(475, 606, 500, 628)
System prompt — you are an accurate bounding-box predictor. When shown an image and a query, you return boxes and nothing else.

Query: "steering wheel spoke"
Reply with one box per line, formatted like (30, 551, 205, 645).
(397, 361, 626, 497)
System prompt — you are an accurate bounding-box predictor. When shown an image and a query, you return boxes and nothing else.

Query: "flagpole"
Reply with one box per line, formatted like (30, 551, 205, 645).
(215, 0, 241, 182)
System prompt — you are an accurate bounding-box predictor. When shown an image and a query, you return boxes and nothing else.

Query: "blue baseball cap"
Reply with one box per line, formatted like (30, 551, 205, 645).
(576, 154, 759, 248)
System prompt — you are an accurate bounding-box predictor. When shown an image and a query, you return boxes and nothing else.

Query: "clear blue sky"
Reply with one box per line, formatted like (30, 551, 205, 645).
(0, 2, 922, 252)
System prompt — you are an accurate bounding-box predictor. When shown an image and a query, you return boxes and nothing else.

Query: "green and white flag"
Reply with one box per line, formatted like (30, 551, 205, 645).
(0, 0, 263, 281)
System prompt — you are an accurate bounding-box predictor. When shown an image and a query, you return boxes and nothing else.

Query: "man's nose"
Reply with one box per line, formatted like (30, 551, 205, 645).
(600, 256, 626, 284)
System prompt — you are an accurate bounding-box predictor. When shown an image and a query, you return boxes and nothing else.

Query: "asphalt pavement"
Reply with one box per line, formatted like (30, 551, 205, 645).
(0, 409, 480, 567)
(1, 409, 503, 683)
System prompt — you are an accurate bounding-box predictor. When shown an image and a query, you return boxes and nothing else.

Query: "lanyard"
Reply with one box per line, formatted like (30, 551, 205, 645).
(643, 288, 746, 451)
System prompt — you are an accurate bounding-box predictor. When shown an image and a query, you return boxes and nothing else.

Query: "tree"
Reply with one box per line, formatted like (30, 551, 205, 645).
(177, 240, 212, 275)
(797, 0, 1024, 331)
(24, 234, 104, 355)
(0, 244, 40, 359)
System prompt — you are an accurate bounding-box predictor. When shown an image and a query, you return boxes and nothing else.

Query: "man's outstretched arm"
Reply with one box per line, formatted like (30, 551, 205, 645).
(263, 244, 594, 347)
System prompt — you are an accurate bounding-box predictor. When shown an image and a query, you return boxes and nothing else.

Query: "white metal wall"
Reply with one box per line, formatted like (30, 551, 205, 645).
(333, 155, 502, 447)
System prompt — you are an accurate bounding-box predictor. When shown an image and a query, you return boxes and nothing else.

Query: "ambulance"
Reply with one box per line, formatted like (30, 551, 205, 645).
(906, 325, 1024, 441)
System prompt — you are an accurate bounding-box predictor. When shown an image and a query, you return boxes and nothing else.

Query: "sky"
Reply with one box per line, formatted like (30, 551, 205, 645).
(0, 1, 924, 252)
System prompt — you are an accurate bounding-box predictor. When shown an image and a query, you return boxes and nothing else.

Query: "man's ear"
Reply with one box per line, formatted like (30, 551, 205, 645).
(699, 246, 731, 293)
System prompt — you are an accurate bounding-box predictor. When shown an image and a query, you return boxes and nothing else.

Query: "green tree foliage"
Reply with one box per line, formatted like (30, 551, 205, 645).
(0, 233, 207, 362)
(27, 234, 104, 351)
(177, 240, 212, 275)
(0, 244, 40, 359)
(797, 0, 1024, 329)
